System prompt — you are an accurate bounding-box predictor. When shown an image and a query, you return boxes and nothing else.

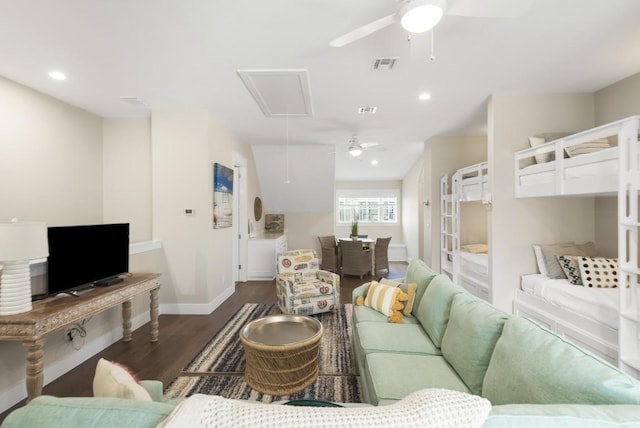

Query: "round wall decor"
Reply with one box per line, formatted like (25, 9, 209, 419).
(254, 197, 263, 221)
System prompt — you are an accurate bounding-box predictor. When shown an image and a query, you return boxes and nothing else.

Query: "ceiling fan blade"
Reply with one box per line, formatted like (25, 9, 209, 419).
(329, 14, 397, 47)
(446, 0, 534, 18)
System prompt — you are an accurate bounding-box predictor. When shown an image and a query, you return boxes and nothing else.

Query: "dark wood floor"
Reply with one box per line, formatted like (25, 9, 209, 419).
(0, 263, 407, 422)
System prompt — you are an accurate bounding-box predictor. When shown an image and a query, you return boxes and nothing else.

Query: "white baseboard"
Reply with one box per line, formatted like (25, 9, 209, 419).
(159, 284, 234, 315)
(389, 244, 407, 262)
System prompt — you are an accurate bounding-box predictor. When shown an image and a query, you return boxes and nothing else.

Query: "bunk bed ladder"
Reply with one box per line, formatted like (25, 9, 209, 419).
(440, 175, 455, 279)
(451, 171, 461, 285)
(618, 116, 640, 377)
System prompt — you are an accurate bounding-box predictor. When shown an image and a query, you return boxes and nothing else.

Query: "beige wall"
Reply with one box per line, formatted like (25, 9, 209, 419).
(488, 93, 596, 311)
(424, 136, 487, 271)
(103, 119, 153, 243)
(594, 72, 640, 259)
(402, 156, 423, 263)
(0, 76, 103, 225)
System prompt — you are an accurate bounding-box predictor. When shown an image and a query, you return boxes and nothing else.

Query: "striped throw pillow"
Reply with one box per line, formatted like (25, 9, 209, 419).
(363, 281, 405, 317)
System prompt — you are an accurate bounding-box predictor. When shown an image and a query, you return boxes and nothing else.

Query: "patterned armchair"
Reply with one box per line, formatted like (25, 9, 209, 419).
(276, 249, 340, 315)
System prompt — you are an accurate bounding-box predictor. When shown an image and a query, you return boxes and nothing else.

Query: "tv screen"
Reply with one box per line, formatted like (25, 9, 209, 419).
(46, 223, 130, 296)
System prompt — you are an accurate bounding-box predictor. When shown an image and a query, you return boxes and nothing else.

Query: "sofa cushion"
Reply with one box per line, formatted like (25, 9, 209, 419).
(483, 317, 640, 405)
(414, 274, 466, 348)
(93, 358, 152, 401)
(365, 353, 471, 404)
(441, 293, 510, 395)
(404, 259, 438, 316)
(485, 403, 640, 428)
(356, 321, 441, 356)
(352, 304, 419, 325)
(1, 396, 174, 428)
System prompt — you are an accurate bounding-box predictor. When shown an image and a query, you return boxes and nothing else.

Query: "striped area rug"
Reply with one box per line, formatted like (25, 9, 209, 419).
(164, 303, 361, 403)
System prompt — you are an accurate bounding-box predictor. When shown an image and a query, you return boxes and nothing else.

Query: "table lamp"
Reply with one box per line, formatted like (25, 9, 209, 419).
(0, 219, 48, 315)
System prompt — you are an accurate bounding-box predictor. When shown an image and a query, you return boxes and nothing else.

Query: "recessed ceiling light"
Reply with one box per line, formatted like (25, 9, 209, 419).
(371, 159, 379, 165)
(418, 92, 431, 101)
(48, 71, 67, 81)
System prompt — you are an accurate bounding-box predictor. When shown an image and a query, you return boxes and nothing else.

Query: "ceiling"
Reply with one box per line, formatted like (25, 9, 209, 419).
(1, 0, 639, 182)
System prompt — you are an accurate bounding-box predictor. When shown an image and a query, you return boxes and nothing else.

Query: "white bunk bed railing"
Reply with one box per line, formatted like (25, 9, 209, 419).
(515, 116, 640, 198)
(617, 116, 640, 377)
(453, 161, 490, 202)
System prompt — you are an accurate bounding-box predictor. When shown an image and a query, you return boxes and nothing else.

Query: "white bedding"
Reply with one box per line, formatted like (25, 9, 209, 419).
(518, 155, 618, 186)
(521, 274, 619, 329)
(459, 252, 488, 276)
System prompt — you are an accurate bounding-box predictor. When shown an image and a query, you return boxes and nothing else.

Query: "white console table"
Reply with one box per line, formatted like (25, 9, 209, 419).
(247, 234, 287, 280)
(0, 273, 160, 402)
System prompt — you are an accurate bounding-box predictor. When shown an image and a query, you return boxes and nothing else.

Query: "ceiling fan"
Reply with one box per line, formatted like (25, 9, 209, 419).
(348, 136, 382, 157)
(329, 0, 534, 47)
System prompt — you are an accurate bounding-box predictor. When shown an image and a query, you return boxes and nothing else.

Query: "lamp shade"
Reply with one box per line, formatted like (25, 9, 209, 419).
(0, 221, 49, 262)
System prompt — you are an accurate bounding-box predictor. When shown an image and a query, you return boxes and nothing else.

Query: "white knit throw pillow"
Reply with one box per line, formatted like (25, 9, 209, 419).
(158, 388, 492, 428)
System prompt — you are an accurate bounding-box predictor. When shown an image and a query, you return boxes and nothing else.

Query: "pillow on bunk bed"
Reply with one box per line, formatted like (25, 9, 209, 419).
(460, 244, 489, 254)
(527, 132, 572, 164)
(535, 242, 596, 279)
(556, 255, 583, 285)
(564, 139, 610, 157)
(578, 257, 618, 288)
(527, 136, 553, 164)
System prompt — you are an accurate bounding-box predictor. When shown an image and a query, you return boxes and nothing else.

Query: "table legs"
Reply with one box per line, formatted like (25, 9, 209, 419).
(122, 300, 133, 342)
(150, 288, 159, 342)
(23, 339, 44, 402)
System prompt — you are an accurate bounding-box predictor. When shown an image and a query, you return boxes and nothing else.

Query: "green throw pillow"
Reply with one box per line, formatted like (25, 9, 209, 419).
(414, 274, 466, 348)
(482, 317, 640, 405)
(441, 293, 510, 395)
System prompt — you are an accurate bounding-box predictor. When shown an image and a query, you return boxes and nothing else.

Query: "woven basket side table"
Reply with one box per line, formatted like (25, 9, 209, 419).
(239, 314, 323, 395)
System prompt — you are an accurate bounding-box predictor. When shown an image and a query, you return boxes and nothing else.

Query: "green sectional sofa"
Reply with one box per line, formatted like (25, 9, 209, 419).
(352, 258, 640, 426)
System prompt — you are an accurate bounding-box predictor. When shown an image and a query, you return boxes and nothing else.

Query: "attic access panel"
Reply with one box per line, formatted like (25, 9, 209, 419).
(237, 69, 313, 117)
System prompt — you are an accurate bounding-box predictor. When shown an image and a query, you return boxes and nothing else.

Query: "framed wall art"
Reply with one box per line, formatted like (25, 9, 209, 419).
(213, 162, 233, 229)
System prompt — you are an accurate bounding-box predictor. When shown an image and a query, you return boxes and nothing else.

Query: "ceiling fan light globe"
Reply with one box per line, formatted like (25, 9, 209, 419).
(349, 147, 363, 157)
(399, 0, 445, 34)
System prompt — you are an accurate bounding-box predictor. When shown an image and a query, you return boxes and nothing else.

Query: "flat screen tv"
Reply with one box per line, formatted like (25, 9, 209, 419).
(46, 223, 130, 296)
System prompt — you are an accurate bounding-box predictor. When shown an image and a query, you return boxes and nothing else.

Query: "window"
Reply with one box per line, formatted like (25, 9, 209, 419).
(336, 189, 399, 225)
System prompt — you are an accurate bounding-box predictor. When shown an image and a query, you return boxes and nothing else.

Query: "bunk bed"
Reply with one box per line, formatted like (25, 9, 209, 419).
(513, 115, 640, 376)
(439, 162, 491, 301)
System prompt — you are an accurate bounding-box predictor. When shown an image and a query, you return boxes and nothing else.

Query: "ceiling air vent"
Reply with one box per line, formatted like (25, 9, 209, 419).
(120, 96, 149, 108)
(358, 107, 377, 114)
(372, 57, 398, 71)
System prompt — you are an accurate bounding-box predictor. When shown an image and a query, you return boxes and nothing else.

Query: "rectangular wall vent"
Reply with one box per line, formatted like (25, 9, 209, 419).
(358, 107, 377, 114)
(120, 96, 148, 107)
(372, 57, 398, 70)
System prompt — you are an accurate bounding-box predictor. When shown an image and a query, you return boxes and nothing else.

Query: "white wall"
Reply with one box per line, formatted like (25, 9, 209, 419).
(488, 93, 596, 312)
(424, 136, 487, 271)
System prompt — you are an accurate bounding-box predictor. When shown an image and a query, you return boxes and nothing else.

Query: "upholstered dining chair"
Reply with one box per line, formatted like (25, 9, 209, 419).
(374, 237, 391, 274)
(318, 235, 338, 272)
(339, 240, 372, 279)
